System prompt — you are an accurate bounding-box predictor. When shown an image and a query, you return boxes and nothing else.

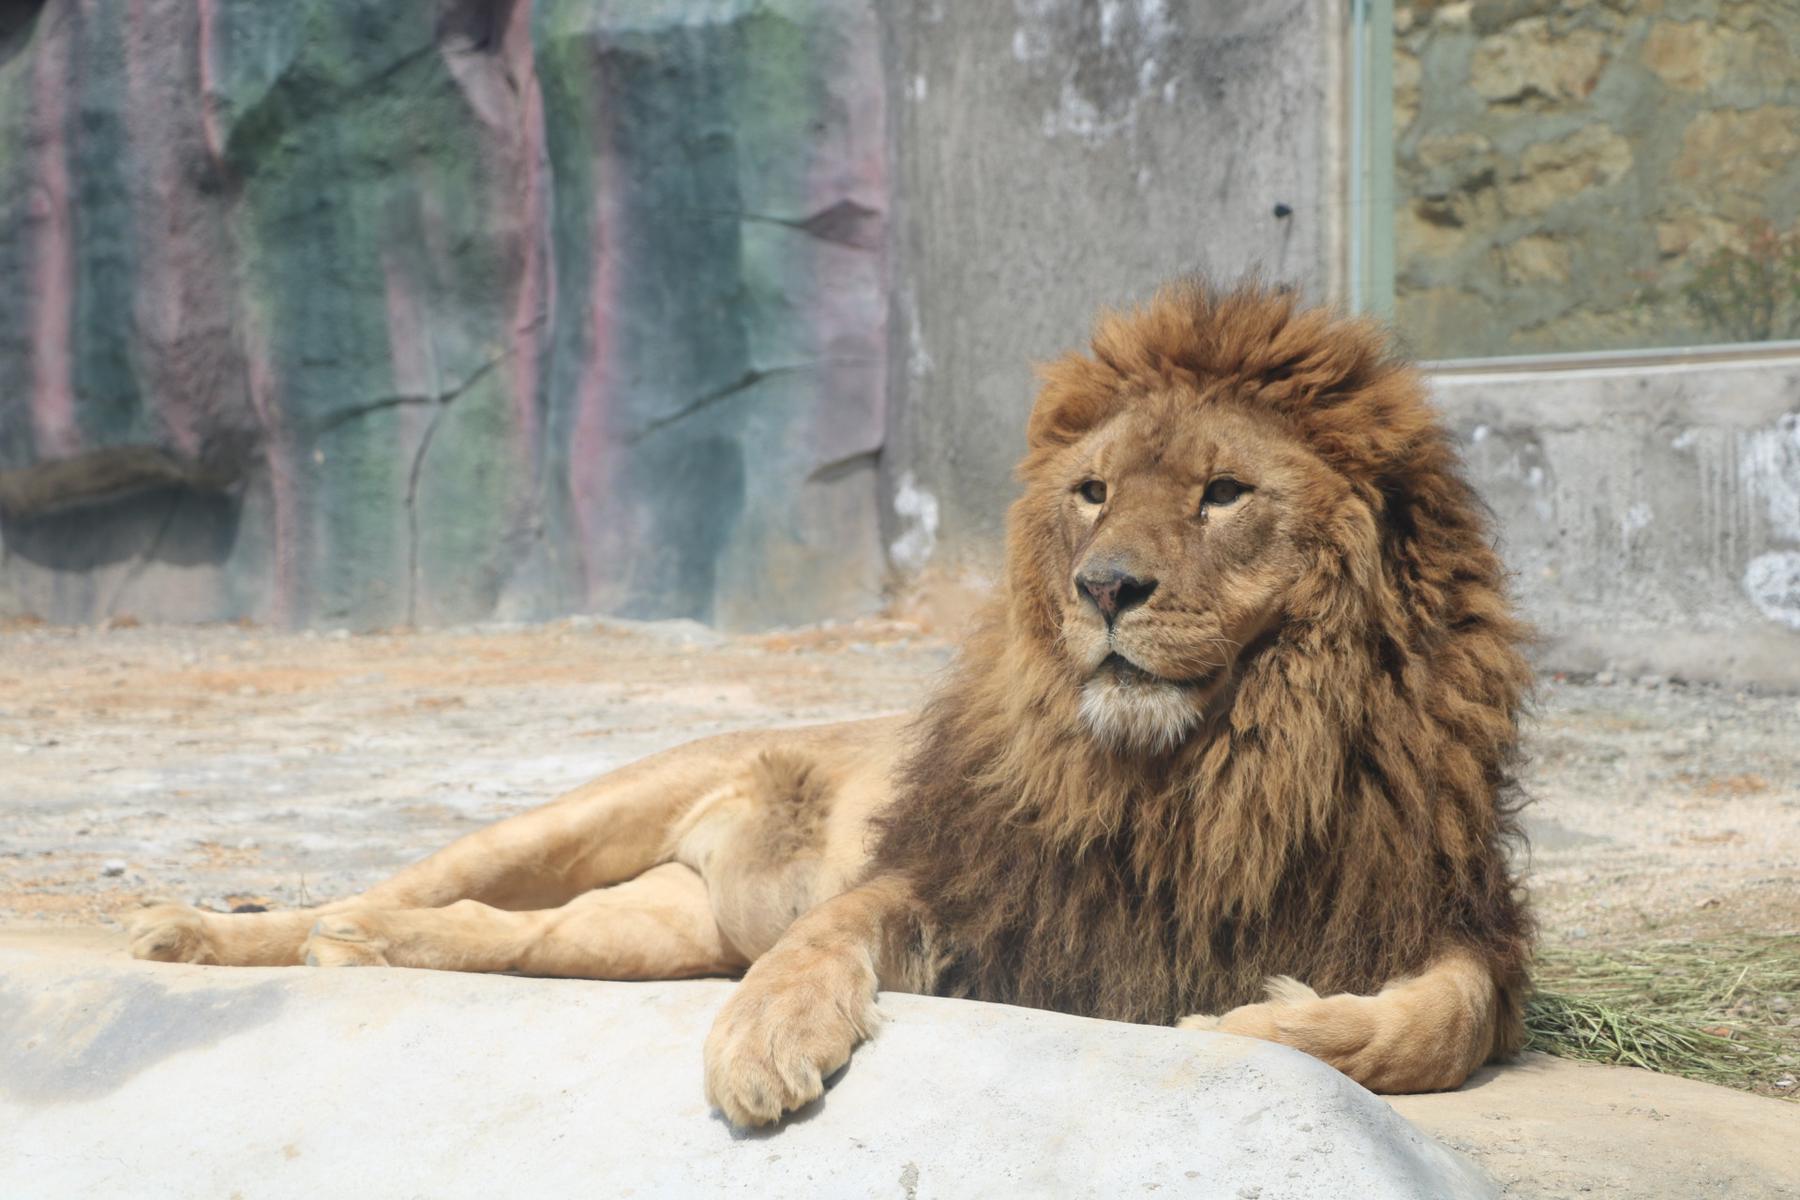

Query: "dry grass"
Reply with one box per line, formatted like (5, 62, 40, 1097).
(1526, 934, 1799, 1099)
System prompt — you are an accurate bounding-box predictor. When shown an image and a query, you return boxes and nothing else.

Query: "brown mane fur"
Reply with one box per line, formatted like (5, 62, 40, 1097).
(872, 281, 1534, 1045)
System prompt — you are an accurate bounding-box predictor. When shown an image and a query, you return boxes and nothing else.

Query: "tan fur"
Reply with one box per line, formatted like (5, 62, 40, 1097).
(125, 282, 1533, 1129)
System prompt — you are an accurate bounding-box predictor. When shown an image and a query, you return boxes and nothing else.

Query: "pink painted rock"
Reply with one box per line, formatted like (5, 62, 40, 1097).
(0, 0, 887, 629)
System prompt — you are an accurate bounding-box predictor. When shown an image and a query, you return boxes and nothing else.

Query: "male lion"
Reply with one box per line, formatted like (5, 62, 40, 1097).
(127, 282, 1533, 1127)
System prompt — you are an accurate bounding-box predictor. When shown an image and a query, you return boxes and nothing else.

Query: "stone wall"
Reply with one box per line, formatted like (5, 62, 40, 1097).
(1393, 0, 1800, 358)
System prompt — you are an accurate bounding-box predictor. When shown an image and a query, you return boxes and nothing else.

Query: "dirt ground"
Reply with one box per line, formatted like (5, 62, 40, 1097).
(5, 614, 1794, 941)
(0, 616, 945, 920)
(3, 616, 1797, 1192)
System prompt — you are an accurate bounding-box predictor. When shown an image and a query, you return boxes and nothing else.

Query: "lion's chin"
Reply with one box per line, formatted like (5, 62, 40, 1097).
(1076, 670, 1201, 753)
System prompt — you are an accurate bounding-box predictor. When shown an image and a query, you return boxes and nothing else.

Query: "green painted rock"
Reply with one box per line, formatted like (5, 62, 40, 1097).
(0, 0, 887, 628)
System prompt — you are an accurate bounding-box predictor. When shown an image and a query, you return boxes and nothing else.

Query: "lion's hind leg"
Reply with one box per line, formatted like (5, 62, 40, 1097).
(301, 862, 748, 979)
(1178, 948, 1512, 1093)
(123, 729, 774, 969)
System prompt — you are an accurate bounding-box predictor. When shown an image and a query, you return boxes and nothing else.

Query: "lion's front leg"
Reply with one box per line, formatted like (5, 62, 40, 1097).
(1178, 947, 1512, 1094)
(127, 902, 339, 966)
(703, 875, 929, 1128)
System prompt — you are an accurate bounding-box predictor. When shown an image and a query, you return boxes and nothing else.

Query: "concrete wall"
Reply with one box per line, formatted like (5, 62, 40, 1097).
(880, 0, 1342, 573)
(1436, 354, 1800, 687)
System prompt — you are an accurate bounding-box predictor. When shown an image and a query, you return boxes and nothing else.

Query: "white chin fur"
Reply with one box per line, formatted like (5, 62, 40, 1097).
(1077, 676, 1199, 752)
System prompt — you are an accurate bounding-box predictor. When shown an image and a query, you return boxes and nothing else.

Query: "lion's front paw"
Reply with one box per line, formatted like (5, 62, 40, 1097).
(1186, 977, 1324, 1045)
(301, 915, 390, 967)
(1187, 977, 1434, 1090)
(126, 903, 220, 965)
(702, 956, 879, 1128)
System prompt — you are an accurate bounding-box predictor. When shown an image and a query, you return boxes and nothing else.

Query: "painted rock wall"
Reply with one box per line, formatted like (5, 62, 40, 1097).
(0, 0, 887, 628)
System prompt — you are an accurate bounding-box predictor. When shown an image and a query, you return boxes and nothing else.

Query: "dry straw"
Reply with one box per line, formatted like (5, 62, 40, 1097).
(1526, 934, 1799, 1098)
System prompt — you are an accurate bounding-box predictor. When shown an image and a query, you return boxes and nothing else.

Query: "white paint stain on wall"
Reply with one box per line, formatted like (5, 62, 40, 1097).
(1743, 552, 1800, 630)
(1012, 0, 1175, 142)
(1523, 464, 1552, 522)
(903, 286, 933, 381)
(890, 470, 940, 573)
(1741, 412, 1800, 540)
(1739, 412, 1800, 628)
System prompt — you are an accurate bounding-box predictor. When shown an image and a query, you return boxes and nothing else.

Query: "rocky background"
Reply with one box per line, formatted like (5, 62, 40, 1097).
(0, 0, 1333, 632)
(1393, 0, 1800, 358)
(1, 0, 1794, 680)
(0, 0, 888, 628)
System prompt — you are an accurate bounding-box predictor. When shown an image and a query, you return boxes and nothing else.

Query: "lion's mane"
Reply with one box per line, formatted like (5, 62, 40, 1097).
(872, 282, 1533, 1047)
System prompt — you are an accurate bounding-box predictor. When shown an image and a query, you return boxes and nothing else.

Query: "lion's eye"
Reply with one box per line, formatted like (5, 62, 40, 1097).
(1077, 480, 1108, 505)
(1203, 478, 1247, 507)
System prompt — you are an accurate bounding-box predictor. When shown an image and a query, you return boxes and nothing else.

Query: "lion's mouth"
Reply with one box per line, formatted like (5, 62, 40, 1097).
(1098, 651, 1216, 691)
(1100, 652, 1155, 683)
(1101, 652, 1187, 687)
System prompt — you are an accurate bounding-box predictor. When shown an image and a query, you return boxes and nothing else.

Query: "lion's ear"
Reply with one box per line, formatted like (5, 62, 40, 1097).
(1025, 353, 1124, 449)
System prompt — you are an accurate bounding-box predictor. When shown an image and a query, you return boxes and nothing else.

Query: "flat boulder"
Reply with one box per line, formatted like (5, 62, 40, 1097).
(0, 944, 1495, 1198)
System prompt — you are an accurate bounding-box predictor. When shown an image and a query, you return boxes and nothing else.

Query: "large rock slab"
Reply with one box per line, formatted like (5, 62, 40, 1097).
(0, 945, 1494, 1199)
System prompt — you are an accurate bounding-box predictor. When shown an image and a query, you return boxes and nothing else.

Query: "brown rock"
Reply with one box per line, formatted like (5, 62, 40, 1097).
(1671, 107, 1800, 219)
(1470, 17, 1609, 103)
(1431, 2, 1474, 31)
(1395, 286, 1494, 357)
(1507, 304, 1657, 355)
(1394, 47, 1422, 132)
(1416, 132, 1493, 170)
(1499, 234, 1574, 284)
(1398, 203, 1473, 260)
(1640, 19, 1755, 92)
(1501, 124, 1634, 217)
(1654, 210, 1736, 260)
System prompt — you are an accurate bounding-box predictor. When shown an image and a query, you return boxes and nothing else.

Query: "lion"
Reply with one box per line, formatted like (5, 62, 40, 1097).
(126, 281, 1534, 1128)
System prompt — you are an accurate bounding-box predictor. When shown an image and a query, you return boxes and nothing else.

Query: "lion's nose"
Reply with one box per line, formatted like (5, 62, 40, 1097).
(1076, 568, 1157, 621)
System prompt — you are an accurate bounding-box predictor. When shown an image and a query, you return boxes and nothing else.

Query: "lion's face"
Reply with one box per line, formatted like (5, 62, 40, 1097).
(1023, 394, 1342, 751)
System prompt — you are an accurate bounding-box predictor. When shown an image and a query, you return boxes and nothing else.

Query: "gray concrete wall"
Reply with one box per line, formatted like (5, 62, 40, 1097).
(879, 0, 1344, 575)
(1436, 355, 1800, 687)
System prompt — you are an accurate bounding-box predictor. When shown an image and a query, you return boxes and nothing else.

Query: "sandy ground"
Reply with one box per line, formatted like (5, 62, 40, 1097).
(0, 616, 945, 919)
(2, 616, 1797, 1194)
(4, 616, 1794, 945)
